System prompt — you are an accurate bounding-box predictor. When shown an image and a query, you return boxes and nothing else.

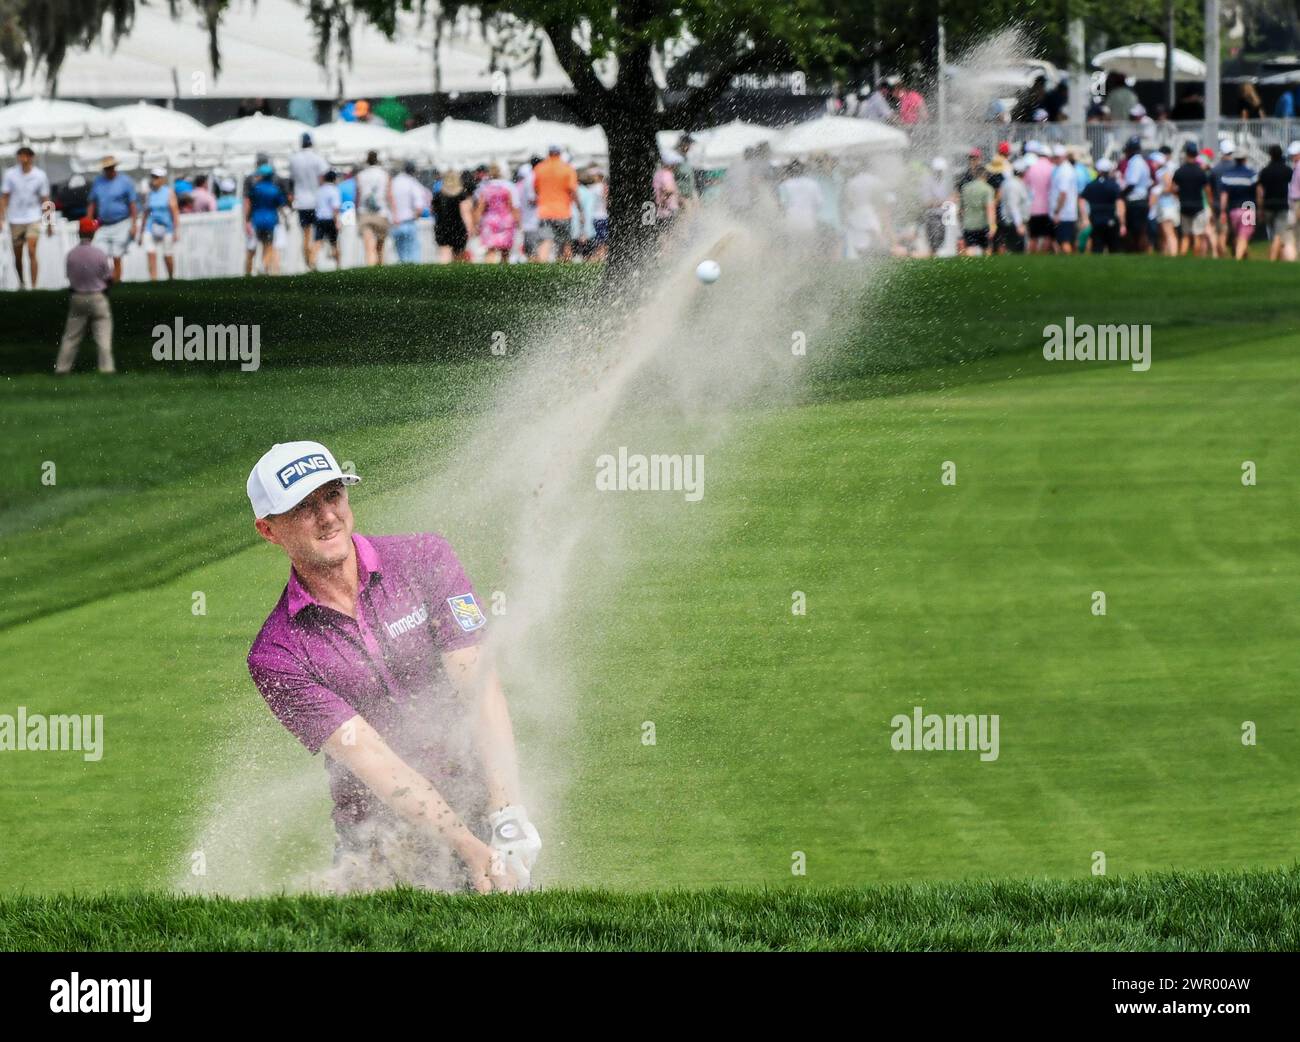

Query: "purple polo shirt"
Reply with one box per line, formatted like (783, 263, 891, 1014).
(248, 533, 488, 826)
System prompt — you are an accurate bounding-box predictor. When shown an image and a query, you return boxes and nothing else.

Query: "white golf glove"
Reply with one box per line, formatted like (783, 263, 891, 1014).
(488, 805, 542, 889)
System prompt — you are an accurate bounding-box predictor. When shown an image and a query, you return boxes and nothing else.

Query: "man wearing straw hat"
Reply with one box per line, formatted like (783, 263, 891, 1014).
(86, 156, 138, 284)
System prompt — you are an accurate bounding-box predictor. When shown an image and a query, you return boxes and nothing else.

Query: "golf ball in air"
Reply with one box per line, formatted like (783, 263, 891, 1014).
(696, 260, 721, 284)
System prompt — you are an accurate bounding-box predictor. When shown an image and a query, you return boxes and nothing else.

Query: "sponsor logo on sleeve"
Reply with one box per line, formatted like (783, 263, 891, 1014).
(447, 593, 487, 632)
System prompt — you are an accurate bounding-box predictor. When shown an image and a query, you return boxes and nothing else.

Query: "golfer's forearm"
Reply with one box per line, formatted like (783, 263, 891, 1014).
(323, 718, 482, 859)
(442, 646, 520, 809)
(476, 672, 521, 810)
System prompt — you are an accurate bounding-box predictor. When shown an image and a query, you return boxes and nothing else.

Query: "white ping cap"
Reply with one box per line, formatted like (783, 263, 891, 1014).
(247, 441, 361, 518)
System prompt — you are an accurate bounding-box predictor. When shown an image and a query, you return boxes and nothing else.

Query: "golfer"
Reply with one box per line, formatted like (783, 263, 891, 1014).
(245, 441, 540, 894)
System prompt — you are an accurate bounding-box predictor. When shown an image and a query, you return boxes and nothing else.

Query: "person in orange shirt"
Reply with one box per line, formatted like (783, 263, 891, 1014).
(532, 145, 578, 262)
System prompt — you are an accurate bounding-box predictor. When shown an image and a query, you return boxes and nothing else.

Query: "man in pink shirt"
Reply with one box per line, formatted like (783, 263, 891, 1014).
(246, 441, 540, 893)
(189, 174, 217, 213)
(893, 76, 929, 125)
(55, 218, 115, 374)
(1021, 143, 1057, 253)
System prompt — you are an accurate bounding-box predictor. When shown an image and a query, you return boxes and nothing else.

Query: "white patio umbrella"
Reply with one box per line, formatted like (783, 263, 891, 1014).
(0, 97, 115, 145)
(691, 121, 780, 167)
(404, 119, 515, 166)
(310, 120, 412, 164)
(208, 112, 312, 154)
(105, 102, 216, 150)
(772, 115, 908, 159)
(499, 116, 607, 160)
(1093, 43, 1206, 83)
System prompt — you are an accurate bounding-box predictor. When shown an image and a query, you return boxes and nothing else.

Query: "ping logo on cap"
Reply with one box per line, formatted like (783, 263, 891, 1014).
(277, 453, 334, 489)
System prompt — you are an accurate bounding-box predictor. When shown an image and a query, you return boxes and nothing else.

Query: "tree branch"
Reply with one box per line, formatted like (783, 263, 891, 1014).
(661, 42, 789, 128)
(541, 21, 610, 125)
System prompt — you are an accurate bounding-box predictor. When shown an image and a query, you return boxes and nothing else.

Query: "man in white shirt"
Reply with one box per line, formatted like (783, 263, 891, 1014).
(1, 147, 52, 289)
(777, 161, 825, 237)
(1120, 136, 1153, 253)
(288, 134, 330, 269)
(1049, 145, 1080, 254)
(355, 151, 394, 266)
(390, 161, 430, 264)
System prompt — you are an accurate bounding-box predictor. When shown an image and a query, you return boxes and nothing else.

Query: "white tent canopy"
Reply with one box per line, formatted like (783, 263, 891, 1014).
(690, 121, 779, 166)
(404, 118, 517, 166)
(16, 0, 579, 100)
(0, 97, 115, 144)
(499, 117, 607, 161)
(772, 115, 907, 159)
(209, 112, 312, 152)
(105, 101, 216, 148)
(1093, 43, 1207, 83)
(311, 120, 417, 164)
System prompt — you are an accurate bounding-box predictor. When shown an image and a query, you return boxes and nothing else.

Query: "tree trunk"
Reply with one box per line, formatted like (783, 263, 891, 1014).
(599, 34, 661, 288)
(603, 114, 661, 286)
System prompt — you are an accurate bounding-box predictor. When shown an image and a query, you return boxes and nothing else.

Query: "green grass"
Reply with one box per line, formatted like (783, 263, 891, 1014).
(3, 867, 1298, 951)
(1, 256, 1298, 949)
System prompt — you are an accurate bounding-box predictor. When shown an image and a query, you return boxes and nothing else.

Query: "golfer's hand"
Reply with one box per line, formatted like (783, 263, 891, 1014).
(462, 838, 519, 894)
(488, 805, 542, 888)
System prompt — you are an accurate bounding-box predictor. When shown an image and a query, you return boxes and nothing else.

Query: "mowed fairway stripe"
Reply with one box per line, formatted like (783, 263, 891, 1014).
(0, 328, 1296, 894)
(562, 333, 1300, 887)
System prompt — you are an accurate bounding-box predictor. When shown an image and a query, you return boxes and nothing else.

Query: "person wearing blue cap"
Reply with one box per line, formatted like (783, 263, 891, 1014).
(245, 162, 288, 275)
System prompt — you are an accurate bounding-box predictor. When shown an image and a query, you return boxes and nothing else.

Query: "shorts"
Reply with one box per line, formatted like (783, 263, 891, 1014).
(246, 221, 286, 252)
(253, 224, 276, 245)
(522, 229, 541, 256)
(94, 219, 133, 258)
(143, 226, 176, 255)
(1054, 220, 1078, 244)
(539, 218, 571, 245)
(314, 218, 338, 244)
(1157, 198, 1179, 224)
(359, 213, 390, 240)
(593, 218, 609, 244)
(1228, 207, 1255, 240)
(1028, 214, 1054, 238)
(993, 221, 1023, 253)
(1180, 210, 1206, 236)
(1266, 208, 1292, 238)
(8, 221, 39, 247)
(297, 208, 317, 229)
(962, 229, 989, 249)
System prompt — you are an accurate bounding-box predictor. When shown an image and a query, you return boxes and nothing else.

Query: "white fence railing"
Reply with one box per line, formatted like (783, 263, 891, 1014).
(0, 210, 441, 291)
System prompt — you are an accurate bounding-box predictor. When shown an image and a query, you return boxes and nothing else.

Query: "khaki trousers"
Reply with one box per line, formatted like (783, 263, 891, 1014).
(56, 292, 115, 373)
